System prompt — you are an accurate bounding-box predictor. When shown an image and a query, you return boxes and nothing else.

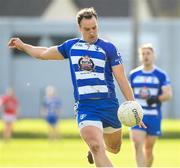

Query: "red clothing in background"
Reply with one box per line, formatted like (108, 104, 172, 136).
(0, 95, 19, 115)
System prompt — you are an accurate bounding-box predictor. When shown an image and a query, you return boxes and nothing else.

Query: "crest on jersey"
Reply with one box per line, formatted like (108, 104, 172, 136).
(139, 87, 151, 99)
(80, 114, 87, 120)
(78, 55, 95, 71)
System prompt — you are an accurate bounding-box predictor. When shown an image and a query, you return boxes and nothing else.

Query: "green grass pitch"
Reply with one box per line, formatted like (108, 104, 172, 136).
(0, 119, 179, 167)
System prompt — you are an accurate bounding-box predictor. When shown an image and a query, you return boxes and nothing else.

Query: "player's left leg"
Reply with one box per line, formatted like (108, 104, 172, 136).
(100, 98, 122, 154)
(47, 115, 59, 140)
(3, 114, 16, 141)
(103, 129, 122, 154)
(80, 125, 113, 167)
(3, 122, 13, 141)
(144, 135, 157, 167)
(87, 128, 122, 164)
(130, 129, 147, 167)
(49, 125, 57, 140)
(144, 115, 161, 167)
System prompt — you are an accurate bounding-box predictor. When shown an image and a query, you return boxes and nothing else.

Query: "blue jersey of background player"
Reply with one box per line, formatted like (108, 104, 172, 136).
(42, 86, 61, 125)
(129, 43, 172, 167)
(8, 7, 145, 167)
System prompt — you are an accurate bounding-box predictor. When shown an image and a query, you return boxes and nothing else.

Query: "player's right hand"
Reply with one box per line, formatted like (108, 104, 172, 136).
(8, 38, 24, 51)
(138, 121, 147, 128)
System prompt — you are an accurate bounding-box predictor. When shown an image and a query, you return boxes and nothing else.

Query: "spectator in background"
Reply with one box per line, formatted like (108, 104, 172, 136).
(41, 85, 62, 140)
(0, 87, 20, 141)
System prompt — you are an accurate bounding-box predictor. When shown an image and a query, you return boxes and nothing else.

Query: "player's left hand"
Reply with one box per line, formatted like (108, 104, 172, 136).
(146, 96, 161, 106)
(138, 121, 147, 128)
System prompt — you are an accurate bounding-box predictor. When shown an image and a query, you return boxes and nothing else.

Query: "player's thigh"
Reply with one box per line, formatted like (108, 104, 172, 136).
(144, 135, 157, 150)
(103, 129, 122, 147)
(130, 129, 146, 143)
(80, 125, 104, 146)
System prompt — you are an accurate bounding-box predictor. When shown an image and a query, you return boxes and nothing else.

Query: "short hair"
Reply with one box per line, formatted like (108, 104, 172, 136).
(76, 7, 98, 25)
(138, 43, 155, 53)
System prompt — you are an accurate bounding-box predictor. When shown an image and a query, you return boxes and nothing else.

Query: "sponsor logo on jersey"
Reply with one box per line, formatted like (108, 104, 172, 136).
(78, 55, 95, 71)
(139, 87, 151, 99)
(80, 114, 87, 120)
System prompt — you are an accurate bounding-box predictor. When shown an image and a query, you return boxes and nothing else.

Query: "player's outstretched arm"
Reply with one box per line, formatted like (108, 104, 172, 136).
(8, 37, 64, 60)
(113, 64, 147, 128)
(112, 64, 135, 101)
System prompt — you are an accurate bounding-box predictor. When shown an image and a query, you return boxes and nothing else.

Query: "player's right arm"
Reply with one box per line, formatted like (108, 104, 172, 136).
(8, 38, 64, 60)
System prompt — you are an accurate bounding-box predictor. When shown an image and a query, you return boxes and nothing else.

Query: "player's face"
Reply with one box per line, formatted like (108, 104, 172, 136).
(139, 48, 155, 67)
(79, 16, 98, 43)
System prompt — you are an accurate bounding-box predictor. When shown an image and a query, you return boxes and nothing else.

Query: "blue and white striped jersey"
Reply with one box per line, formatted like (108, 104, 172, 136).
(57, 38, 122, 101)
(129, 65, 170, 116)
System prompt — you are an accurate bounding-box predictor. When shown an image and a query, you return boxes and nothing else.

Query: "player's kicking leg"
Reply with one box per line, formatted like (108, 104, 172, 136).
(80, 125, 113, 167)
(87, 128, 122, 164)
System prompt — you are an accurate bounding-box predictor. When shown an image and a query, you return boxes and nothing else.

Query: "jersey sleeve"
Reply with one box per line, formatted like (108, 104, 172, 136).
(106, 43, 123, 67)
(161, 72, 171, 87)
(57, 41, 69, 59)
(57, 38, 79, 59)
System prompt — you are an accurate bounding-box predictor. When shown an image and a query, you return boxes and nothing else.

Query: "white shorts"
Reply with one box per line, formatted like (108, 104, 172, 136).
(2, 113, 16, 123)
(78, 120, 121, 134)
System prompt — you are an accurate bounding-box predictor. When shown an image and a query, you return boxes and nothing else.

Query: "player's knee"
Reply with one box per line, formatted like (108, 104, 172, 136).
(132, 135, 142, 143)
(89, 142, 103, 154)
(132, 136, 143, 145)
(145, 145, 153, 155)
(107, 143, 121, 154)
(133, 140, 144, 151)
(111, 145, 121, 154)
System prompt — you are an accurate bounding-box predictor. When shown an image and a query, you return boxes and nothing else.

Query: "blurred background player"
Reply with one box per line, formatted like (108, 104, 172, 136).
(129, 43, 172, 167)
(41, 85, 62, 140)
(0, 87, 20, 141)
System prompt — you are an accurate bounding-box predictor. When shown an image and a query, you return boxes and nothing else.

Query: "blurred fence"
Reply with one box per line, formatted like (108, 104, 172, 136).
(0, 18, 179, 118)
